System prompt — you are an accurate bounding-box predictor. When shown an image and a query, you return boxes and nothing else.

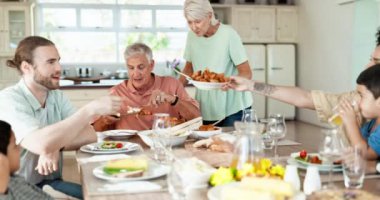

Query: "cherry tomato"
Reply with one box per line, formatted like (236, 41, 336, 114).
(299, 150, 307, 159)
(115, 143, 123, 148)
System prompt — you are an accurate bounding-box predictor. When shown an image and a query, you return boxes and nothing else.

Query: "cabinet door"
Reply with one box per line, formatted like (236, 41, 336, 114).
(266, 44, 295, 119)
(276, 7, 298, 42)
(2, 5, 31, 56)
(245, 45, 266, 119)
(231, 7, 275, 43)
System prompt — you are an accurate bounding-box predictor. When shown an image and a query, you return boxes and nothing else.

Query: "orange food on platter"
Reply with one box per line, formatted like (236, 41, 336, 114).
(191, 69, 229, 83)
(169, 117, 185, 126)
(198, 124, 218, 131)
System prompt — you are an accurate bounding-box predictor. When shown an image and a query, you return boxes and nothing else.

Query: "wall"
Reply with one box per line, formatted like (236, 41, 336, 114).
(295, 0, 355, 126)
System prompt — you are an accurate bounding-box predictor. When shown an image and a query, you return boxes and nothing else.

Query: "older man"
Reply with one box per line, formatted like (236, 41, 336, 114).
(94, 43, 200, 131)
(0, 36, 122, 199)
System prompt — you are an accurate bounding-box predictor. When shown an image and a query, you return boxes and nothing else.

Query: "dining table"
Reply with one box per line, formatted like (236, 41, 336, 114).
(76, 121, 380, 200)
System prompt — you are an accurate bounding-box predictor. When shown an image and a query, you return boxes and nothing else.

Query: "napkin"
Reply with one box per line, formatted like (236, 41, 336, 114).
(97, 181, 162, 194)
(77, 154, 130, 164)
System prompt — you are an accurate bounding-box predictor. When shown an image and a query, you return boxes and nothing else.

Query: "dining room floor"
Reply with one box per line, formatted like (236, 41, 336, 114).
(62, 120, 324, 185)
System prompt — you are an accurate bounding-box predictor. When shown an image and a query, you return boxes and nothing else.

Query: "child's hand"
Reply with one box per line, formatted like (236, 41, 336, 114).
(0, 153, 10, 193)
(339, 99, 358, 127)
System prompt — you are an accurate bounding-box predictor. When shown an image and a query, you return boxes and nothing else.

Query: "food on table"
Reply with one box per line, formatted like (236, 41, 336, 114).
(295, 150, 342, 165)
(209, 158, 285, 186)
(193, 135, 233, 153)
(138, 108, 152, 115)
(103, 157, 148, 178)
(191, 69, 229, 83)
(299, 149, 307, 159)
(100, 141, 124, 149)
(169, 117, 185, 126)
(198, 124, 218, 131)
(308, 189, 378, 200)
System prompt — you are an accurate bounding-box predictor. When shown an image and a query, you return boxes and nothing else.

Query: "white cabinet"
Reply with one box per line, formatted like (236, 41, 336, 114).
(0, 2, 33, 56)
(231, 7, 275, 43)
(62, 89, 109, 108)
(245, 44, 295, 119)
(220, 5, 297, 43)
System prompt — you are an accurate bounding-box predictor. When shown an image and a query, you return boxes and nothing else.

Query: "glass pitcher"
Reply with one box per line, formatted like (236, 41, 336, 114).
(230, 122, 264, 170)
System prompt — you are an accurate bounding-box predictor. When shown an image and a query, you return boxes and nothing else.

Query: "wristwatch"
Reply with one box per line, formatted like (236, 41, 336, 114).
(171, 95, 179, 106)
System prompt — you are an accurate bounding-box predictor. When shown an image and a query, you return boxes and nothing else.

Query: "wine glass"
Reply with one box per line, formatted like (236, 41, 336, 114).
(152, 113, 172, 163)
(319, 128, 344, 189)
(267, 114, 286, 162)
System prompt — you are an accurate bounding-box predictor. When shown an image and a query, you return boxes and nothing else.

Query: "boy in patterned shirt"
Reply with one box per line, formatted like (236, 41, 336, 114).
(0, 120, 53, 200)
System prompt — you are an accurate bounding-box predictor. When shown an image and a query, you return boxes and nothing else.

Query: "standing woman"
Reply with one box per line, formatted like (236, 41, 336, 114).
(180, 0, 253, 126)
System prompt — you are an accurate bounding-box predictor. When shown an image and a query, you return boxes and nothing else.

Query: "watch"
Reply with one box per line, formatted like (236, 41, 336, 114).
(171, 95, 179, 106)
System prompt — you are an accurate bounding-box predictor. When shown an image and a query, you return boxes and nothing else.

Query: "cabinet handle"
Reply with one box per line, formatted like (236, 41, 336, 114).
(253, 68, 265, 71)
(271, 67, 283, 70)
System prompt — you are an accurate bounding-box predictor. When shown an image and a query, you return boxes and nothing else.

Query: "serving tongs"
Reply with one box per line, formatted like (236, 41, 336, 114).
(169, 59, 193, 82)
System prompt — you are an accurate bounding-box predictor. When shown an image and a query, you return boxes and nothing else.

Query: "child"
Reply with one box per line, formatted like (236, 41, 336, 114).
(340, 64, 380, 160)
(0, 120, 53, 199)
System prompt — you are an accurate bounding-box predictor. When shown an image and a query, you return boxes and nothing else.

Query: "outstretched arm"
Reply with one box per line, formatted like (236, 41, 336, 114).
(224, 76, 315, 109)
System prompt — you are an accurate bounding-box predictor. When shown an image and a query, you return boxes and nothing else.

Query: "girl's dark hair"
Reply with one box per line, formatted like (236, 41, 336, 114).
(357, 63, 380, 99)
(377, 28, 380, 46)
(0, 120, 11, 155)
(6, 36, 55, 74)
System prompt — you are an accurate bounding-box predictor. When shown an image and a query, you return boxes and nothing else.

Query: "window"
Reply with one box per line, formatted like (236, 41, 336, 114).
(36, 0, 187, 67)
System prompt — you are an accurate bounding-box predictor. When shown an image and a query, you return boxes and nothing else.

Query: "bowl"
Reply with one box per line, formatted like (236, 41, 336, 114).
(189, 80, 224, 90)
(138, 130, 190, 147)
(102, 129, 137, 140)
(191, 127, 222, 138)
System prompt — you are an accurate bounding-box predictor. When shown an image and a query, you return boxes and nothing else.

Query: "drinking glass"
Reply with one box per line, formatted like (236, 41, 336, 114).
(328, 99, 358, 127)
(342, 146, 366, 189)
(241, 108, 258, 123)
(319, 128, 344, 189)
(152, 113, 172, 163)
(267, 114, 286, 162)
(167, 162, 186, 200)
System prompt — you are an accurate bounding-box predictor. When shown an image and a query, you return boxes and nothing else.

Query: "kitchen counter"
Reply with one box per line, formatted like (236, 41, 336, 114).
(59, 79, 125, 89)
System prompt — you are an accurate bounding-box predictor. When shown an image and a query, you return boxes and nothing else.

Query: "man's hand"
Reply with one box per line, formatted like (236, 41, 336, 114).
(86, 95, 122, 116)
(35, 151, 59, 176)
(0, 153, 10, 193)
(222, 76, 253, 91)
(149, 90, 176, 107)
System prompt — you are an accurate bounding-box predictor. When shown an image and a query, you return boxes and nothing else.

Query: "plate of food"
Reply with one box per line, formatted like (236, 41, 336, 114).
(208, 177, 304, 200)
(93, 157, 170, 181)
(191, 124, 222, 138)
(287, 151, 342, 172)
(80, 141, 140, 154)
(189, 69, 229, 90)
(138, 129, 191, 147)
(102, 129, 137, 140)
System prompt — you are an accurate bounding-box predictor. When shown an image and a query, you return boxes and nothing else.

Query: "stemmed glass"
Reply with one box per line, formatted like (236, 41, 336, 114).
(267, 114, 286, 162)
(152, 113, 172, 163)
(319, 128, 344, 189)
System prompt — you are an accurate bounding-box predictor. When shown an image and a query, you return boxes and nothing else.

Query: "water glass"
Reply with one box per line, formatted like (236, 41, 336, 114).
(241, 108, 258, 123)
(267, 114, 286, 161)
(152, 113, 172, 163)
(342, 146, 366, 189)
(167, 162, 186, 200)
(261, 132, 274, 149)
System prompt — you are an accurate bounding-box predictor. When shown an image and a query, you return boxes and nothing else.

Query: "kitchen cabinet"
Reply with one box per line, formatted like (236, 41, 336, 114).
(213, 4, 298, 43)
(245, 44, 295, 119)
(62, 89, 109, 108)
(0, 2, 33, 56)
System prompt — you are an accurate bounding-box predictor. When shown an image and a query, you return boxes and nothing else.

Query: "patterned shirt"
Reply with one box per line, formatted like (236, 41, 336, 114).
(0, 79, 76, 184)
(0, 175, 53, 200)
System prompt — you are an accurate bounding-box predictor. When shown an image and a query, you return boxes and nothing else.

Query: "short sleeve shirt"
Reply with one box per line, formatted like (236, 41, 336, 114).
(360, 119, 380, 156)
(183, 23, 252, 121)
(110, 75, 200, 130)
(0, 79, 76, 184)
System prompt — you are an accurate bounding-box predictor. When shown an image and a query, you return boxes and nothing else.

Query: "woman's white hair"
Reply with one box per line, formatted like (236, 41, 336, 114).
(184, 0, 219, 26)
(124, 43, 153, 63)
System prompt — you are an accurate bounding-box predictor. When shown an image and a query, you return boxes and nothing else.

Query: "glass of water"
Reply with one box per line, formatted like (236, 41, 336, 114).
(342, 146, 366, 189)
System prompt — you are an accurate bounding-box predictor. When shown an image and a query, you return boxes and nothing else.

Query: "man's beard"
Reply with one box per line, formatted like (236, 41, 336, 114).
(33, 68, 60, 90)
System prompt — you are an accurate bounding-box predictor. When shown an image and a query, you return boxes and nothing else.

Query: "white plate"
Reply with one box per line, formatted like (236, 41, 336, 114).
(191, 127, 222, 138)
(80, 142, 140, 154)
(93, 162, 170, 181)
(207, 182, 306, 200)
(288, 152, 342, 172)
(189, 80, 224, 90)
(102, 129, 137, 140)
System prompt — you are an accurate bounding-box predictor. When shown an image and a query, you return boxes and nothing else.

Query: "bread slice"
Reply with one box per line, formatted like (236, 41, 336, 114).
(103, 157, 148, 176)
